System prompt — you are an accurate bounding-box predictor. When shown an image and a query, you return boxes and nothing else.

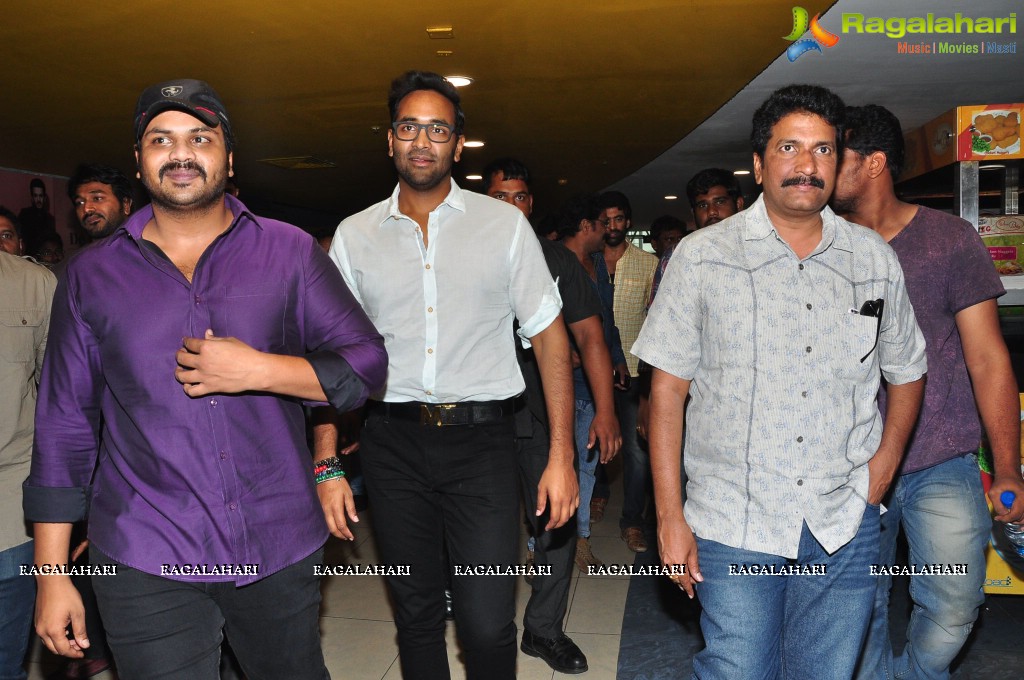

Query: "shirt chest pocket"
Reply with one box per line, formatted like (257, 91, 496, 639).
(0, 309, 44, 363)
(209, 293, 287, 353)
(832, 313, 879, 379)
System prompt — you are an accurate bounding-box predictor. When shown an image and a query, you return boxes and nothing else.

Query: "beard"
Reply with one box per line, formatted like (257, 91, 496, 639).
(394, 147, 456, 192)
(604, 228, 626, 247)
(142, 159, 227, 215)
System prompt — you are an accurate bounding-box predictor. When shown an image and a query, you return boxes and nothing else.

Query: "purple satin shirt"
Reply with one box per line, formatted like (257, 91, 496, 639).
(24, 196, 386, 584)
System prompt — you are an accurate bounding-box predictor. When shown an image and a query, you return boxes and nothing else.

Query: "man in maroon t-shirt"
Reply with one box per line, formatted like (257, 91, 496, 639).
(833, 104, 1024, 680)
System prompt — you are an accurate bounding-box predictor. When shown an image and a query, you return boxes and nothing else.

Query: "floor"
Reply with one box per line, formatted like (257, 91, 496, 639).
(24, 459, 1024, 679)
(26, 460, 638, 680)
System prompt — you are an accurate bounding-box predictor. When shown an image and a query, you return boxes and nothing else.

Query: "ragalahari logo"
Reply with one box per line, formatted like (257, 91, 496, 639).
(784, 7, 840, 61)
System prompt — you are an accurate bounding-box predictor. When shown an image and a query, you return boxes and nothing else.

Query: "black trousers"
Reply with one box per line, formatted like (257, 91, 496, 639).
(516, 411, 577, 639)
(90, 547, 329, 680)
(360, 409, 519, 680)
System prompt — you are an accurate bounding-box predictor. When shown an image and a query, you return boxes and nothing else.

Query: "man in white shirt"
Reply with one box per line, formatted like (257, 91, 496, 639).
(330, 71, 576, 680)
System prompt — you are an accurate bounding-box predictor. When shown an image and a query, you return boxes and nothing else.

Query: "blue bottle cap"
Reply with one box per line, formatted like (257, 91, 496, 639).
(1001, 491, 1016, 508)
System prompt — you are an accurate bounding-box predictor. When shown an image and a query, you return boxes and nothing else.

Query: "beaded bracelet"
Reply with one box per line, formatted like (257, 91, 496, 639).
(314, 456, 346, 485)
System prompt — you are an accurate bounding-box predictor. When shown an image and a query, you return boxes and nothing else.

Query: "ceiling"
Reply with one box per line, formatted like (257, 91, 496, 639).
(1, 0, 1019, 232)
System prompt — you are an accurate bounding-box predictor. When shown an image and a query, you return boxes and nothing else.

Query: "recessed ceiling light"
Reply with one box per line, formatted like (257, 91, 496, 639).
(463, 140, 485, 148)
(557, 178, 569, 186)
(980, 164, 1005, 170)
(664, 195, 678, 200)
(446, 76, 473, 88)
(465, 174, 483, 181)
(734, 170, 751, 175)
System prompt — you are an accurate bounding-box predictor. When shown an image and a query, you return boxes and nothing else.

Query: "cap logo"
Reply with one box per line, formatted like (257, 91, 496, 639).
(161, 86, 183, 97)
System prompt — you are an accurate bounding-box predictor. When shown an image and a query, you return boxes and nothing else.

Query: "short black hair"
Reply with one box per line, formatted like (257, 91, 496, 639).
(67, 163, 135, 207)
(554, 194, 602, 240)
(29, 178, 45, 193)
(0, 206, 21, 237)
(388, 71, 465, 137)
(596, 190, 632, 221)
(648, 214, 686, 240)
(844, 105, 905, 180)
(482, 157, 531, 189)
(685, 168, 742, 209)
(750, 84, 846, 159)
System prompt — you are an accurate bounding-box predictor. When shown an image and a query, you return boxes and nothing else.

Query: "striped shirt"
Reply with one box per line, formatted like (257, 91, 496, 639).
(633, 196, 926, 558)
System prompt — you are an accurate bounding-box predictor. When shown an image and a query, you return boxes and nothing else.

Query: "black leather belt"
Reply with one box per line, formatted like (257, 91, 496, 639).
(369, 399, 518, 427)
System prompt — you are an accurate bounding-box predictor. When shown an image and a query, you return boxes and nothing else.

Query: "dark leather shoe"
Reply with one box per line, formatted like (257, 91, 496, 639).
(444, 588, 454, 620)
(521, 629, 588, 674)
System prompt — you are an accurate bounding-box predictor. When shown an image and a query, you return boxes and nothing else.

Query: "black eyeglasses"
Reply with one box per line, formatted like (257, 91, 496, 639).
(391, 121, 455, 143)
(858, 298, 884, 363)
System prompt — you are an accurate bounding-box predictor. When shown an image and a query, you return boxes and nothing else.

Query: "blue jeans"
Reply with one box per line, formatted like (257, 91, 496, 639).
(0, 541, 35, 680)
(575, 399, 597, 539)
(692, 505, 879, 680)
(615, 381, 650, 531)
(856, 455, 988, 680)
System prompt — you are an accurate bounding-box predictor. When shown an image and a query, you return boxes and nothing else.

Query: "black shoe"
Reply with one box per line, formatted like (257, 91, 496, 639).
(520, 629, 588, 674)
(444, 588, 455, 621)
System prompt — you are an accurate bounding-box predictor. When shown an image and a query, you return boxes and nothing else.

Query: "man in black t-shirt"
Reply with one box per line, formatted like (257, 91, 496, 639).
(484, 158, 621, 674)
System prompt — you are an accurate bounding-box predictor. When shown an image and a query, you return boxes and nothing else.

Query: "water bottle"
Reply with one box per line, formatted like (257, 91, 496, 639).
(1000, 490, 1024, 557)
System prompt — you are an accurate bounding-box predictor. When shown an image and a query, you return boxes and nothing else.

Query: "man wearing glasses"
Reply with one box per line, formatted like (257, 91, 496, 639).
(329, 71, 575, 680)
(635, 85, 927, 679)
(834, 104, 1024, 680)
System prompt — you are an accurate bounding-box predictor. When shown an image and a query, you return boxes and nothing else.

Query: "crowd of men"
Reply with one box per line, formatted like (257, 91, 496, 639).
(0, 71, 1020, 680)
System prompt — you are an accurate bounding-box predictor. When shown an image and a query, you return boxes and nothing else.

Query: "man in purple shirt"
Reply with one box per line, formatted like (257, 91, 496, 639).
(24, 79, 386, 679)
(833, 104, 1024, 680)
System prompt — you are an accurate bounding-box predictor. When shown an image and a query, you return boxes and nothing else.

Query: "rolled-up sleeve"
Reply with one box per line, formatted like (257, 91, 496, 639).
(510, 217, 562, 344)
(878, 253, 927, 386)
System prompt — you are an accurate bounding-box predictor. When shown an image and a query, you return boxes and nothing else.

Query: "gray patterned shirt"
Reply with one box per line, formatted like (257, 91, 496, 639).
(633, 196, 926, 558)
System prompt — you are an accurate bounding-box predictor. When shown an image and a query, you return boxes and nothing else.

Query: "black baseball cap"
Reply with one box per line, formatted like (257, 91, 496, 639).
(133, 79, 233, 147)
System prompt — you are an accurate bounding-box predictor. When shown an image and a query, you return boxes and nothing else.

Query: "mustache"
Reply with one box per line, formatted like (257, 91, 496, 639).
(781, 176, 825, 189)
(159, 161, 207, 181)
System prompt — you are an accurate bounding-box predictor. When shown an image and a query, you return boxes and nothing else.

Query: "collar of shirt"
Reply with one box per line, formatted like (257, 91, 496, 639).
(381, 179, 466, 227)
(739, 195, 852, 263)
(114, 193, 260, 244)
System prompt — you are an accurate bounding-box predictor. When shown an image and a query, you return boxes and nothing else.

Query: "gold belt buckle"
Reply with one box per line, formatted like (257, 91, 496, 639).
(420, 403, 456, 426)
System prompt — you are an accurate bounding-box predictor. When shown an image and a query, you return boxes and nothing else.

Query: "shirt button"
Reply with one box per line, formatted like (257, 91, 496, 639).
(427, 307, 433, 313)
(229, 502, 237, 510)
(801, 391, 808, 398)
(425, 264, 431, 270)
(806, 303, 812, 310)
(805, 346, 812, 353)
(797, 479, 804, 486)
(220, 451, 227, 460)
(194, 295, 201, 304)
(427, 348, 433, 354)
(425, 390, 433, 396)
(797, 436, 804, 443)
(798, 264, 805, 271)
(21, 318, 28, 325)
(210, 398, 218, 406)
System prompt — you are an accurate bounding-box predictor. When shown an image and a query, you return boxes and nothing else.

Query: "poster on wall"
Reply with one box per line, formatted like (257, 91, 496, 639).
(0, 167, 85, 265)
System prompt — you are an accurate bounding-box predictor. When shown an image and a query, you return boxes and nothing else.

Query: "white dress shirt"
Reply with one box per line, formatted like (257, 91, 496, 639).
(331, 180, 561, 403)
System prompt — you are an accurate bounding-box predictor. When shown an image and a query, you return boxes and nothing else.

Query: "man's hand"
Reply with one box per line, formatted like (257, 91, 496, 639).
(588, 409, 621, 463)
(536, 459, 579, 531)
(657, 514, 703, 599)
(175, 329, 263, 396)
(867, 445, 901, 505)
(637, 393, 650, 440)
(613, 363, 630, 391)
(35, 578, 88, 658)
(990, 473, 1024, 524)
(70, 539, 89, 563)
(317, 477, 359, 541)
